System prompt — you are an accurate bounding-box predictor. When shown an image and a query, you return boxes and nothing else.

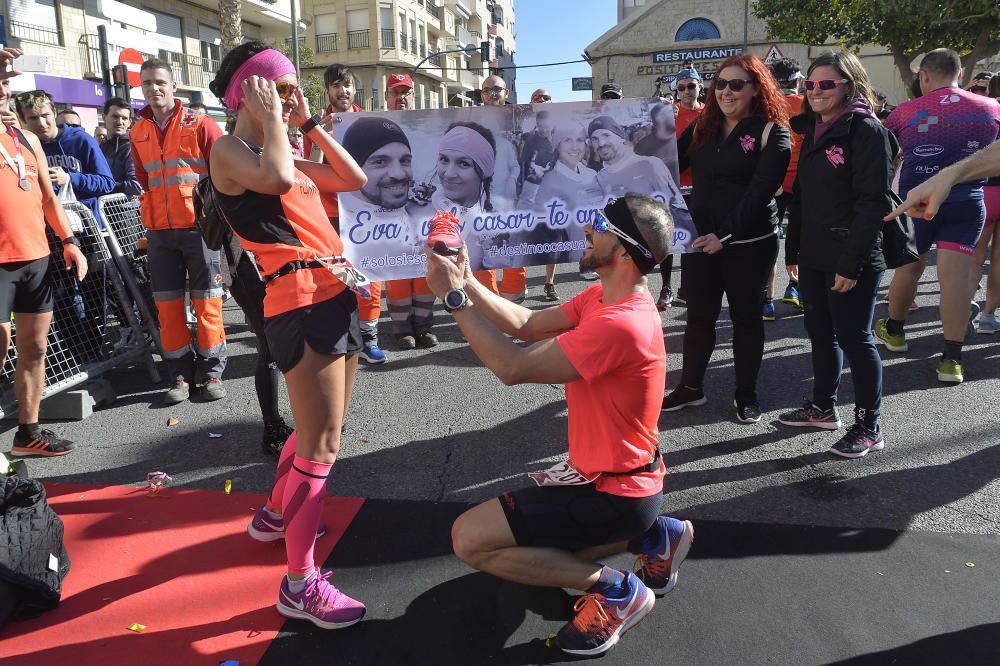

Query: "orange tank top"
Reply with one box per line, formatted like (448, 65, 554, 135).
(0, 128, 49, 263)
(215, 166, 347, 317)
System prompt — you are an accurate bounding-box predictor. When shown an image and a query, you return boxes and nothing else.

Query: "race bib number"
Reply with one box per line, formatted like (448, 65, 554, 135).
(320, 256, 372, 300)
(527, 460, 601, 487)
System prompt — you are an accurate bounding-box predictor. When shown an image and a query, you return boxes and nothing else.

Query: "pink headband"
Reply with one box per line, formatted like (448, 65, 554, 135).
(223, 49, 297, 111)
(438, 126, 495, 179)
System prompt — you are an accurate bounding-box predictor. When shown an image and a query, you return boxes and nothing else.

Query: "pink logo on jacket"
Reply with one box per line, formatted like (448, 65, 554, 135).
(826, 146, 845, 167)
(739, 134, 756, 153)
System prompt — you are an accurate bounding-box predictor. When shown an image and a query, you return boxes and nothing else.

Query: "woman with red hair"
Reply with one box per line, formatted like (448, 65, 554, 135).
(661, 53, 791, 423)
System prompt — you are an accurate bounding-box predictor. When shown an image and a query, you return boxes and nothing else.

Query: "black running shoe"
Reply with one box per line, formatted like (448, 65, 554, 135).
(735, 400, 762, 424)
(11, 429, 75, 457)
(262, 420, 294, 456)
(661, 386, 706, 412)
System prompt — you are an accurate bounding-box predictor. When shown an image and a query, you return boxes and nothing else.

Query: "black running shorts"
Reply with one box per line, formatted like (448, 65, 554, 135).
(264, 288, 362, 373)
(499, 483, 661, 552)
(0, 257, 54, 322)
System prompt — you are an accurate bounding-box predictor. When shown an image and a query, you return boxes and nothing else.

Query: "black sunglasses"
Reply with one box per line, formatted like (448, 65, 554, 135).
(677, 82, 699, 91)
(714, 78, 754, 92)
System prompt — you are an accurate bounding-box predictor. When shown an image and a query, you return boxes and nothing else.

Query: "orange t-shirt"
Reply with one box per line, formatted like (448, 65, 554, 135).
(0, 128, 49, 263)
(556, 284, 666, 497)
(674, 104, 702, 188)
(216, 166, 347, 317)
(781, 94, 805, 194)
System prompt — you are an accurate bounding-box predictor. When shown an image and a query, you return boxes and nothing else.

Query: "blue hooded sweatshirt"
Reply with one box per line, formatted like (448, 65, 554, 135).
(40, 124, 116, 227)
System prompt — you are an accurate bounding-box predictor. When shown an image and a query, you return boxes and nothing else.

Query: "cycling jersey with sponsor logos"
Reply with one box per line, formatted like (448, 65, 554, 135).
(214, 166, 347, 318)
(886, 87, 1000, 203)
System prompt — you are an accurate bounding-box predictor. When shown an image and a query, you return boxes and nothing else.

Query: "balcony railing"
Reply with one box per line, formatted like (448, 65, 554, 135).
(199, 57, 220, 89)
(380, 29, 395, 48)
(348, 29, 369, 49)
(455, 26, 473, 46)
(429, 55, 442, 67)
(410, 39, 417, 53)
(316, 33, 337, 52)
(428, 4, 442, 20)
(284, 36, 305, 47)
(420, 43, 426, 58)
(11, 20, 61, 46)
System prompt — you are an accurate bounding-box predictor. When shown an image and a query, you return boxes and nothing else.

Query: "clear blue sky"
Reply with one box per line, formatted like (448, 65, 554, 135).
(512, 0, 617, 102)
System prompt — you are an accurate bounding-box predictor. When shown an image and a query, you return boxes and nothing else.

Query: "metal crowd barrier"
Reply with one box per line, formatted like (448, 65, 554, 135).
(0, 200, 160, 420)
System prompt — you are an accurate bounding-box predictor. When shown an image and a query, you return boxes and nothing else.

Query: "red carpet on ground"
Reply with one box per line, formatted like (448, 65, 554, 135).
(0, 482, 363, 665)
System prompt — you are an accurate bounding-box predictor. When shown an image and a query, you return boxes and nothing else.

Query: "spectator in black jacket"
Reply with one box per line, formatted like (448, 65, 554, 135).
(778, 50, 896, 459)
(661, 53, 791, 423)
(99, 97, 142, 196)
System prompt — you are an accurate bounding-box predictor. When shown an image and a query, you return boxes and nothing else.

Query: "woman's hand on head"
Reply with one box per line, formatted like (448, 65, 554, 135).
(241, 76, 282, 123)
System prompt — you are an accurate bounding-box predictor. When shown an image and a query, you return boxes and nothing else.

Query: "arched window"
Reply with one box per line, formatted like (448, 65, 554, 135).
(675, 18, 721, 42)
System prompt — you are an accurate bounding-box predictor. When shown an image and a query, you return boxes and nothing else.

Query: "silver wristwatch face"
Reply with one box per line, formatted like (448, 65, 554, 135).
(445, 288, 466, 310)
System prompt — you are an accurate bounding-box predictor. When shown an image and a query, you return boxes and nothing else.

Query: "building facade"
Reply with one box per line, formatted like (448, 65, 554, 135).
(587, 0, 990, 106)
(1, 0, 302, 127)
(299, 0, 516, 110)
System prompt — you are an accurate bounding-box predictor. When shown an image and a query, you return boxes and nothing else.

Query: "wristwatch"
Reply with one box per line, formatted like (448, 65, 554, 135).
(61, 235, 81, 248)
(443, 287, 470, 313)
(299, 114, 322, 135)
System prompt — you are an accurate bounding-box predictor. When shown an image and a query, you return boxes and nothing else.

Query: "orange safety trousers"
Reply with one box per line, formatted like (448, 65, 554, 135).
(499, 267, 526, 297)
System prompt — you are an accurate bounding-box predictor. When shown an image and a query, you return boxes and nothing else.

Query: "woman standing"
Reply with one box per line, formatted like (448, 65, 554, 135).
(974, 74, 1000, 334)
(661, 53, 791, 423)
(779, 50, 895, 458)
(208, 42, 369, 628)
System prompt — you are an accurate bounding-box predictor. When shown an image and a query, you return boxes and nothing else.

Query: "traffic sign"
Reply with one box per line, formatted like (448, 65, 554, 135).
(119, 48, 144, 88)
(763, 44, 784, 65)
(572, 77, 593, 91)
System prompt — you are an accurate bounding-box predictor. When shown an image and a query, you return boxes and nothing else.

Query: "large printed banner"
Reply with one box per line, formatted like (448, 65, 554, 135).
(332, 99, 696, 281)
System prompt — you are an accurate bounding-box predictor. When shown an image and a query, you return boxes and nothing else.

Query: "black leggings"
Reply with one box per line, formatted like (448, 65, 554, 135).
(227, 256, 281, 426)
(679, 236, 778, 402)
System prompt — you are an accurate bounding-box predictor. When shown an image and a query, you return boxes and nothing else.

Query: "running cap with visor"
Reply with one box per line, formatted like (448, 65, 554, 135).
(600, 83, 623, 98)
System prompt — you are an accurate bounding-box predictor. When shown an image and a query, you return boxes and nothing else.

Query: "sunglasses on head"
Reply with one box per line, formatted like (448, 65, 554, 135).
(14, 89, 53, 105)
(677, 82, 699, 91)
(274, 81, 298, 101)
(592, 211, 653, 259)
(804, 78, 848, 91)
(714, 78, 754, 92)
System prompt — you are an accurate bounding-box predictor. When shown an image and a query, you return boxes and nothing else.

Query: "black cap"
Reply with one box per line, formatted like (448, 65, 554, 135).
(973, 71, 994, 81)
(600, 83, 623, 99)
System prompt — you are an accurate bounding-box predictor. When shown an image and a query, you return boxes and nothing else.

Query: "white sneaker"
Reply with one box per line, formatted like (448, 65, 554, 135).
(977, 313, 999, 335)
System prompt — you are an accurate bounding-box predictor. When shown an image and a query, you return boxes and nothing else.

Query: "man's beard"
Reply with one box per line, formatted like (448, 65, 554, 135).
(579, 246, 615, 271)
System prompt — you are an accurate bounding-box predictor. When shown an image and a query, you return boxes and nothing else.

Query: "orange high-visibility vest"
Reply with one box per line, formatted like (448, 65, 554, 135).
(131, 106, 209, 231)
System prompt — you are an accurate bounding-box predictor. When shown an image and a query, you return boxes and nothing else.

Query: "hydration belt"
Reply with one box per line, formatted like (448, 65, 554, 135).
(263, 257, 344, 285)
(602, 449, 663, 477)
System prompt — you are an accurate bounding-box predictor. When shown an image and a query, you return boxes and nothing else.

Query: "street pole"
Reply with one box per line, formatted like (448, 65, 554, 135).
(743, 0, 749, 50)
(97, 24, 113, 100)
(290, 0, 300, 74)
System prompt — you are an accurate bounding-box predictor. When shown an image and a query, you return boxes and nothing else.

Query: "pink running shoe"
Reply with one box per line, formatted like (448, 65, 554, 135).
(247, 506, 326, 542)
(427, 210, 462, 256)
(277, 570, 366, 629)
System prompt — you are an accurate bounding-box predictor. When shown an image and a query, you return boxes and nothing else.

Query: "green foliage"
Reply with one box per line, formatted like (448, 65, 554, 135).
(753, 0, 1000, 87)
(275, 41, 325, 113)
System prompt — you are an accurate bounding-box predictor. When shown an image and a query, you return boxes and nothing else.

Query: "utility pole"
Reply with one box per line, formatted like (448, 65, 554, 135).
(743, 0, 749, 50)
(290, 0, 301, 74)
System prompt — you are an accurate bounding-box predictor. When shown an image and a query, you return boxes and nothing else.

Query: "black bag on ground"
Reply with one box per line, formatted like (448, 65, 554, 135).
(0, 474, 71, 628)
(193, 176, 228, 252)
(882, 190, 920, 269)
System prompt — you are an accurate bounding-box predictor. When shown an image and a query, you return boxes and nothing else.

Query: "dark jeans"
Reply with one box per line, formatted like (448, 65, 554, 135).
(680, 236, 778, 403)
(798, 265, 883, 430)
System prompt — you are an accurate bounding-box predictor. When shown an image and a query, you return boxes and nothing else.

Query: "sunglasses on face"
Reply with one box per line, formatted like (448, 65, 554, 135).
(532, 94, 551, 102)
(592, 212, 653, 259)
(274, 81, 298, 101)
(714, 78, 754, 92)
(677, 82, 699, 91)
(804, 78, 848, 91)
(484, 86, 506, 94)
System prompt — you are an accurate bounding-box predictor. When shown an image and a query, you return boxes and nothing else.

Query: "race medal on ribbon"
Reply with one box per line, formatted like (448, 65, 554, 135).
(19, 178, 30, 191)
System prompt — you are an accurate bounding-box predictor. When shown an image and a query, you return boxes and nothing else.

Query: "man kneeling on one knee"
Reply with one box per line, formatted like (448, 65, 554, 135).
(424, 193, 694, 657)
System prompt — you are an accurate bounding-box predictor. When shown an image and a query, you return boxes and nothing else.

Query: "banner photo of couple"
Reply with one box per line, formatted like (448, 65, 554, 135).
(331, 99, 696, 281)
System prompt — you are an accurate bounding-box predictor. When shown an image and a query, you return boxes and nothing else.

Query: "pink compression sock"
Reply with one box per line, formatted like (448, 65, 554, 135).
(266, 430, 298, 509)
(282, 454, 332, 576)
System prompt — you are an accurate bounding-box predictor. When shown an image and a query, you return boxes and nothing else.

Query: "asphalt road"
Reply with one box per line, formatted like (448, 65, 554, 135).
(8, 246, 1000, 536)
